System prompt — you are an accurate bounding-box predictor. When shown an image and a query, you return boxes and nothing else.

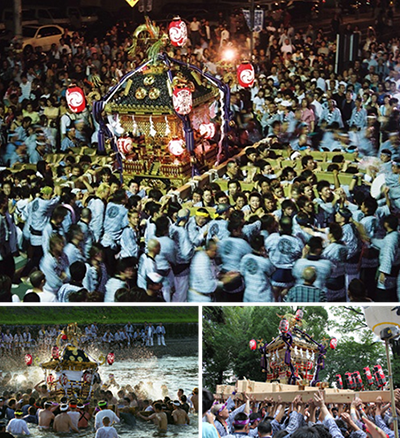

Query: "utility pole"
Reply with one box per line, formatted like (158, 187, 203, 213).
(14, 0, 22, 39)
(250, 0, 255, 58)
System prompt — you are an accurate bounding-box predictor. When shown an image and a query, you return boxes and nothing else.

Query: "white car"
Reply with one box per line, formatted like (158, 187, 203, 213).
(21, 24, 68, 51)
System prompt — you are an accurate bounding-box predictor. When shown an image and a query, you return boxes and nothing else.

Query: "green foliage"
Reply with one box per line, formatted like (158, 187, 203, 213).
(0, 307, 198, 325)
(203, 306, 331, 390)
(203, 306, 391, 391)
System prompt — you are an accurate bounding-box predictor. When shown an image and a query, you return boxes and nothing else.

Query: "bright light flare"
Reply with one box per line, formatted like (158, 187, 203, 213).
(222, 48, 236, 62)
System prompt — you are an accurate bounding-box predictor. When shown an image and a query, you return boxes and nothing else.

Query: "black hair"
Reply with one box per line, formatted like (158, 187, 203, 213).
(384, 214, 399, 230)
(23, 292, 41, 302)
(155, 216, 170, 237)
(258, 421, 273, 435)
(329, 222, 343, 241)
(70, 261, 87, 283)
(308, 236, 323, 253)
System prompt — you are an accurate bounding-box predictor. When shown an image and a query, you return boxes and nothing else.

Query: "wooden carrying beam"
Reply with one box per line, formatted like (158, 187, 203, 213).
(216, 381, 392, 403)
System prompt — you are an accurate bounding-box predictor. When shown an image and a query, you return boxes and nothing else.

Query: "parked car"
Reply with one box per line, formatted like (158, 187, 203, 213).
(20, 24, 69, 51)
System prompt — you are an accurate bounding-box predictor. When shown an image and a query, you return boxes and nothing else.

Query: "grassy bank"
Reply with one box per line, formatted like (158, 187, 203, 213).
(0, 306, 198, 325)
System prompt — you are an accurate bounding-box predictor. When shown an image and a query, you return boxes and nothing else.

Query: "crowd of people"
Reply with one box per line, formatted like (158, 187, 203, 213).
(0, 6, 400, 303)
(0, 380, 197, 436)
(0, 322, 167, 355)
(202, 388, 399, 438)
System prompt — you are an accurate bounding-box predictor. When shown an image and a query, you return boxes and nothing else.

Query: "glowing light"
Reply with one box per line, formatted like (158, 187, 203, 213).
(168, 138, 185, 156)
(222, 48, 236, 62)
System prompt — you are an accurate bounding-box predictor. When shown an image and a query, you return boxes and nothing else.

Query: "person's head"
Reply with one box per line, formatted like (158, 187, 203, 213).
(49, 234, 65, 256)
(328, 222, 343, 242)
(205, 239, 218, 260)
(147, 239, 161, 257)
(258, 420, 273, 437)
(51, 206, 68, 225)
(154, 403, 162, 412)
(102, 416, 111, 427)
(317, 180, 332, 201)
(195, 208, 210, 227)
(116, 257, 136, 280)
(232, 412, 249, 432)
(302, 266, 317, 285)
(98, 400, 108, 410)
(70, 261, 87, 284)
(383, 214, 399, 232)
(335, 208, 352, 225)
(280, 216, 293, 236)
(361, 196, 378, 216)
(307, 236, 323, 255)
(23, 292, 40, 302)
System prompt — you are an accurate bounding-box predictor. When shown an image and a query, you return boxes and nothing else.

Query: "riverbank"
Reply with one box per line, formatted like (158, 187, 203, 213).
(0, 306, 198, 325)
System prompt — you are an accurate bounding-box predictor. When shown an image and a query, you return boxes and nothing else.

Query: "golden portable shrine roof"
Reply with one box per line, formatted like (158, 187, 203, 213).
(41, 346, 98, 370)
(104, 63, 219, 115)
(266, 329, 319, 352)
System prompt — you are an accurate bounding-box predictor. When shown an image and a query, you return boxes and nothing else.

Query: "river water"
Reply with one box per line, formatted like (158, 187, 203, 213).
(11, 354, 199, 437)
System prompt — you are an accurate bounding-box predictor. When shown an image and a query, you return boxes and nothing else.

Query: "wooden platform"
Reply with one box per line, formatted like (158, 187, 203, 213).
(216, 379, 391, 403)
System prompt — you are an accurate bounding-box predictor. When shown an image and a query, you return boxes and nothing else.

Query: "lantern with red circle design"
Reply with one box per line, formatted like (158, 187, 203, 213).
(173, 87, 192, 115)
(237, 62, 255, 88)
(279, 319, 289, 333)
(249, 339, 257, 351)
(295, 309, 304, 321)
(168, 138, 185, 156)
(51, 346, 60, 360)
(66, 86, 86, 113)
(25, 354, 33, 366)
(117, 137, 133, 155)
(169, 17, 187, 47)
(330, 338, 337, 350)
(47, 375, 55, 385)
(107, 352, 115, 366)
(199, 123, 216, 140)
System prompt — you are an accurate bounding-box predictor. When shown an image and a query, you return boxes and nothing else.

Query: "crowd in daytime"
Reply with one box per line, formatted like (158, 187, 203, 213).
(1, 5, 400, 303)
(0, 322, 167, 355)
(203, 388, 400, 438)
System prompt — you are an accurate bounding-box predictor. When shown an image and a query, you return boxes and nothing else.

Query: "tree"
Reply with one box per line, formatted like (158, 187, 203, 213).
(203, 306, 331, 390)
(203, 306, 391, 392)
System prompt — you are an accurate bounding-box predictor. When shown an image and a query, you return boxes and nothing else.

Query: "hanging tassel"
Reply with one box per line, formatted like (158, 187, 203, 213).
(164, 116, 171, 136)
(149, 116, 157, 137)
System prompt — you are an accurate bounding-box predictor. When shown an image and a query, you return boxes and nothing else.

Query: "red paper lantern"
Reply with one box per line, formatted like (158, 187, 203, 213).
(66, 86, 86, 113)
(169, 17, 187, 47)
(107, 352, 115, 366)
(25, 354, 33, 366)
(237, 62, 255, 88)
(199, 123, 216, 139)
(305, 361, 313, 371)
(279, 319, 289, 333)
(62, 334, 67, 341)
(59, 374, 68, 386)
(295, 309, 304, 321)
(173, 87, 192, 115)
(47, 375, 55, 385)
(329, 338, 337, 349)
(51, 346, 60, 360)
(117, 137, 133, 155)
(249, 339, 257, 351)
(168, 138, 185, 156)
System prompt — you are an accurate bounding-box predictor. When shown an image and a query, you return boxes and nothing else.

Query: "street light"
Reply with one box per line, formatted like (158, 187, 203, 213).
(380, 326, 400, 438)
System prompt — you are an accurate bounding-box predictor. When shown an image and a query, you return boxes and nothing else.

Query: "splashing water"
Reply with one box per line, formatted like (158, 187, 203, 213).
(4, 355, 199, 437)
